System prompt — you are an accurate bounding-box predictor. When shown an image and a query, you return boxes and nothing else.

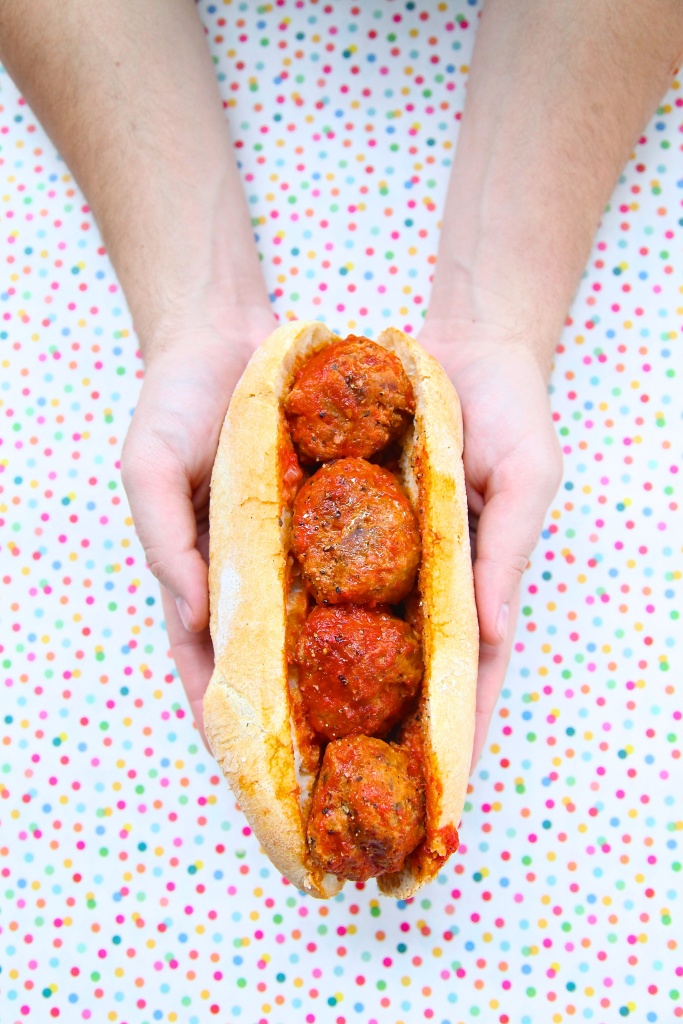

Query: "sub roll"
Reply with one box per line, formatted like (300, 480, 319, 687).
(204, 320, 478, 899)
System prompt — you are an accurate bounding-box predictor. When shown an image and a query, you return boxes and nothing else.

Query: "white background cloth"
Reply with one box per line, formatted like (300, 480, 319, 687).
(1, 3, 681, 1022)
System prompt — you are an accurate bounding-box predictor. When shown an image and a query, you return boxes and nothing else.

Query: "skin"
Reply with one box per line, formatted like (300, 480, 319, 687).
(1, 0, 681, 766)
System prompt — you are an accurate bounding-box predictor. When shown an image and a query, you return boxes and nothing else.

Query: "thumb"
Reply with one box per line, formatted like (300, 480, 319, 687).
(121, 444, 209, 633)
(473, 472, 557, 648)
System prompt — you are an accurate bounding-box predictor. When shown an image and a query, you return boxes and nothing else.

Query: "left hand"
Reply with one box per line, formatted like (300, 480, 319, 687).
(121, 312, 276, 744)
(419, 319, 563, 771)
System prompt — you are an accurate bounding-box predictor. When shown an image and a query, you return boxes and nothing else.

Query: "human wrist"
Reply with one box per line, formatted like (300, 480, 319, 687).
(139, 299, 277, 373)
(422, 285, 559, 384)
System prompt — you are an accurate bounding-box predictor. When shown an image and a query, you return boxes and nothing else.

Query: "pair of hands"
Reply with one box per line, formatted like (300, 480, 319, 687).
(122, 313, 562, 771)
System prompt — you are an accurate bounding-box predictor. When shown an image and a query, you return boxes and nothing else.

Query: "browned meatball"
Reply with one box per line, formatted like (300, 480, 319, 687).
(291, 458, 421, 606)
(390, 708, 427, 795)
(402, 587, 425, 635)
(306, 735, 425, 881)
(295, 605, 423, 741)
(285, 336, 415, 462)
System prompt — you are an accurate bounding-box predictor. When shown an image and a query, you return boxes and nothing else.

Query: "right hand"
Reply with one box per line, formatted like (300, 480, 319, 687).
(121, 312, 276, 741)
(419, 321, 563, 772)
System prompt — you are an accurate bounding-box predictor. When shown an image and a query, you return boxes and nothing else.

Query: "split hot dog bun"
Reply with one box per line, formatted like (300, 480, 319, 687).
(204, 320, 478, 899)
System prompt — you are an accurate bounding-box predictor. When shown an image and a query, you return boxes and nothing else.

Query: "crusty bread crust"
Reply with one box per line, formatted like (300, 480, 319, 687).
(374, 327, 478, 897)
(204, 320, 477, 899)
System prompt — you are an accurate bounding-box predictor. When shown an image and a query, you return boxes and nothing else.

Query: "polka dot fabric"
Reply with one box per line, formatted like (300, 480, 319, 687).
(1, 2, 681, 1022)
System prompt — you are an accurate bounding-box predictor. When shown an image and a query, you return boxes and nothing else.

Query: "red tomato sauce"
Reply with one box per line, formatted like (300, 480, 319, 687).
(279, 337, 458, 882)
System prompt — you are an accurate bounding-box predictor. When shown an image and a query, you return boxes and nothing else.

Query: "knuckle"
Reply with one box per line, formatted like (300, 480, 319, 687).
(144, 549, 167, 586)
(506, 552, 530, 580)
(551, 456, 564, 494)
(120, 432, 147, 491)
(475, 552, 529, 588)
(119, 455, 136, 494)
(169, 635, 212, 660)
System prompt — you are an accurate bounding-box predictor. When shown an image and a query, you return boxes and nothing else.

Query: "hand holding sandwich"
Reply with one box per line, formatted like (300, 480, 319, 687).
(2, 0, 680, 772)
(420, 0, 683, 767)
(120, 315, 274, 733)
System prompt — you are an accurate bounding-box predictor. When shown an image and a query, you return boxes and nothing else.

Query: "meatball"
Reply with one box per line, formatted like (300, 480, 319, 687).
(402, 587, 425, 635)
(306, 735, 425, 881)
(390, 708, 426, 795)
(291, 458, 421, 606)
(285, 336, 415, 462)
(295, 605, 423, 741)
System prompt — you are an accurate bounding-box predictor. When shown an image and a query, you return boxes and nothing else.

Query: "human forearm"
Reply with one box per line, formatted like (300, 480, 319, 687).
(428, 0, 683, 373)
(1, 0, 275, 704)
(0, 0, 271, 356)
(422, 0, 682, 764)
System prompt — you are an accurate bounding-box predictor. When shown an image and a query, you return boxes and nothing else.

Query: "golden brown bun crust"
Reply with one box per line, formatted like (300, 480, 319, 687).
(204, 320, 478, 899)
(374, 327, 478, 898)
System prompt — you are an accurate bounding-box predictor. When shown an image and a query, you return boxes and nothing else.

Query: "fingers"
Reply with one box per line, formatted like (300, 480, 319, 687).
(122, 431, 209, 633)
(160, 586, 214, 752)
(473, 449, 562, 649)
(470, 589, 520, 773)
(470, 443, 561, 769)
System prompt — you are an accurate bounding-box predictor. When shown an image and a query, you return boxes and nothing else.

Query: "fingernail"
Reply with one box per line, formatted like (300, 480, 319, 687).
(496, 602, 510, 641)
(176, 597, 192, 631)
